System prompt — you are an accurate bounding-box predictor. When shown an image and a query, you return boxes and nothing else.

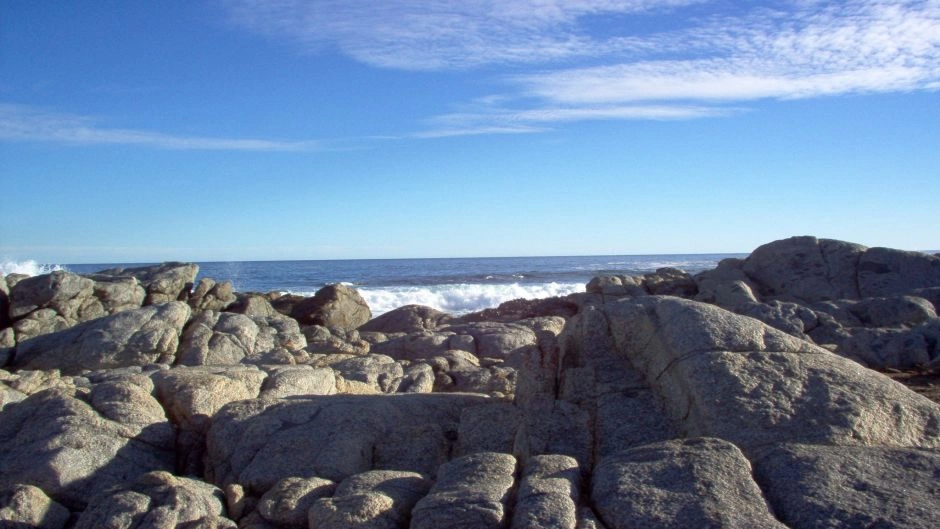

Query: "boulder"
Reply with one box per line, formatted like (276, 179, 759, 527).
(397, 363, 435, 393)
(359, 304, 452, 333)
(592, 438, 786, 529)
(755, 443, 940, 529)
(74, 471, 235, 529)
(7, 270, 96, 322)
(227, 293, 280, 318)
(838, 327, 931, 369)
(572, 297, 940, 452)
(13, 302, 191, 374)
(176, 310, 306, 366)
(585, 274, 647, 297)
(858, 247, 940, 298)
(456, 402, 520, 456)
(88, 275, 147, 314)
(693, 257, 757, 304)
(642, 267, 698, 297)
(742, 236, 865, 302)
(205, 393, 490, 494)
(330, 354, 404, 394)
(0, 484, 70, 529)
(409, 452, 517, 529)
(455, 296, 579, 323)
(290, 284, 371, 330)
(307, 470, 431, 529)
(304, 324, 370, 355)
(259, 365, 336, 399)
(848, 295, 937, 327)
(258, 476, 336, 528)
(189, 278, 236, 312)
(10, 308, 70, 342)
(512, 454, 580, 529)
(95, 262, 199, 304)
(0, 382, 175, 509)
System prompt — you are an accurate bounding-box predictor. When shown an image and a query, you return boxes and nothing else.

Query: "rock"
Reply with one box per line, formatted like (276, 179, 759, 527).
(409, 452, 517, 529)
(839, 327, 931, 369)
(693, 257, 757, 304)
(205, 393, 490, 494)
(228, 293, 280, 318)
(642, 267, 698, 297)
(848, 295, 937, 327)
(742, 236, 866, 302)
(189, 278, 236, 312)
(290, 284, 371, 330)
(331, 354, 403, 394)
(858, 247, 940, 298)
(397, 362, 435, 393)
(585, 274, 646, 297)
(512, 454, 580, 529)
(95, 262, 199, 304)
(259, 365, 336, 398)
(307, 470, 431, 529)
(579, 296, 940, 452)
(456, 402, 520, 456)
(455, 296, 580, 324)
(258, 476, 335, 528)
(10, 308, 70, 343)
(0, 484, 70, 529)
(177, 310, 306, 366)
(304, 324, 371, 355)
(359, 304, 452, 333)
(74, 470, 235, 529)
(445, 321, 541, 359)
(367, 331, 452, 361)
(592, 438, 786, 529)
(13, 302, 191, 374)
(731, 300, 818, 340)
(0, 384, 175, 509)
(88, 274, 147, 314)
(0, 275, 9, 329)
(755, 443, 940, 529)
(7, 270, 96, 322)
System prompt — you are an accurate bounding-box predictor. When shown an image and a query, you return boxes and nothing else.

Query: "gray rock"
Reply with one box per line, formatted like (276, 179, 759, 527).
(586, 274, 647, 297)
(0, 385, 174, 509)
(258, 476, 335, 528)
(205, 393, 490, 494)
(95, 262, 199, 304)
(304, 324, 371, 355)
(290, 284, 371, 330)
(228, 293, 280, 318)
(456, 402, 520, 456)
(8, 270, 96, 321)
(331, 354, 403, 394)
(731, 300, 818, 340)
(10, 308, 70, 342)
(177, 310, 306, 366)
(642, 267, 697, 297)
(593, 438, 786, 529)
(512, 454, 580, 529)
(586, 297, 940, 452)
(359, 304, 452, 333)
(693, 257, 757, 304)
(189, 277, 237, 312)
(0, 484, 70, 529)
(307, 470, 431, 529)
(13, 302, 191, 374)
(259, 365, 336, 398)
(743, 236, 866, 302)
(410, 452, 517, 529)
(755, 443, 940, 529)
(445, 321, 540, 359)
(397, 362, 435, 393)
(848, 295, 937, 327)
(74, 470, 235, 529)
(839, 327, 931, 369)
(858, 246, 940, 298)
(88, 274, 147, 315)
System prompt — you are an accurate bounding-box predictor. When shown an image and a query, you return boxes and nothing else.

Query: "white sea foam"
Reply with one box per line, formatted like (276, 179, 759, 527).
(0, 260, 66, 277)
(357, 282, 585, 316)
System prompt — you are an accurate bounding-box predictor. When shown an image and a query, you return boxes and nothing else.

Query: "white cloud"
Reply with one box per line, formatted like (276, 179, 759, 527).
(224, 0, 940, 133)
(0, 104, 323, 151)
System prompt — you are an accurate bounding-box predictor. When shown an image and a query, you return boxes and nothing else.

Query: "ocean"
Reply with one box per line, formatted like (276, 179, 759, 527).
(3, 254, 742, 316)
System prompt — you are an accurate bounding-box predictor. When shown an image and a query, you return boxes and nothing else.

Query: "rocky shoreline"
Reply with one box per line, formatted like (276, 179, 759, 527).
(1, 235, 938, 528)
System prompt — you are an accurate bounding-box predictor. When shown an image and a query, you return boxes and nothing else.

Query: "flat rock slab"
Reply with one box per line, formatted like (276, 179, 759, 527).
(592, 438, 786, 529)
(755, 443, 940, 529)
(410, 451, 517, 529)
(13, 302, 191, 374)
(206, 393, 492, 494)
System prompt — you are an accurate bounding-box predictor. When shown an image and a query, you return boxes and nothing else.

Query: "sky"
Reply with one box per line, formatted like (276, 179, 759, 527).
(1, 0, 938, 264)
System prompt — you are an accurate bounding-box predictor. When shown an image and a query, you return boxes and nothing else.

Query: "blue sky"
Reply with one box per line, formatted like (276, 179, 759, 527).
(1, 0, 938, 263)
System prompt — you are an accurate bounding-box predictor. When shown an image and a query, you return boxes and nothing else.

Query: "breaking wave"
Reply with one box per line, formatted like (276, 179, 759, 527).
(0, 260, 66, 276)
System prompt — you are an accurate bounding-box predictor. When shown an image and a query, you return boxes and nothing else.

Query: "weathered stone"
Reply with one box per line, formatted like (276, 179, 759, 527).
(206, 393, 489, 494)
(742, 236, 865, 302)
(849, 295, 937, 327)
(586, 275, 647, 297)
(8, 270, 95, 321)
(13, 302, 191, 374)
(259, 365, 336, 398)
(445, 321, 540, 359)
(359, 304, 452, 333)
(839, 327, 931, 369)
(732, 300, 818, 340)
(693, 257, 757, 304)
(96, 262, 199, 304)
(74, 470, 235, 529)
(456, 402, 520, 456)
(290, 284, 371, 330)
(11, 308, 70, 342)
(455, 296, 579, 324)
(177, 310, 306, 366)
(189, 277, 237, 312)
(593, 438, 786, 529)
(0, 484, 70, 529)
(304, 324, 370, 355)
(368, 331, 452, 361)
(410, 452, 517, 529)
(330, 354, 403, 394)
(512, 454, 580, 529)
(87, 274, 146, 315)
(228, 293, 280, 318)
(257, 476, 335, 528)
(0, 385, 174, 509)
(397, 362, 435, 393)
(643, 267, 698, 297)
(858, 247, 940, 298)
(755, 444, 940, 529)
(307, 470, 431, 529)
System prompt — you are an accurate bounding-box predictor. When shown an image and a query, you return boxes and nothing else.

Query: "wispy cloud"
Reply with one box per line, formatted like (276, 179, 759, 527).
(225, 0, 940, 134)
(0, 104, 323, 151)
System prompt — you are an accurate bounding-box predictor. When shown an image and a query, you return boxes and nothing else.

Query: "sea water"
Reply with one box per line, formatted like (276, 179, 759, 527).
(10, 254, 742, 316)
